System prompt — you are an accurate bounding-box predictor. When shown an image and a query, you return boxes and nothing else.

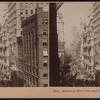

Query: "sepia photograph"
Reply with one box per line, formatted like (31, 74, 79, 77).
(0, 2, 49, 87)
(0, 1, 100, 98)
(50, 2, 100, 87)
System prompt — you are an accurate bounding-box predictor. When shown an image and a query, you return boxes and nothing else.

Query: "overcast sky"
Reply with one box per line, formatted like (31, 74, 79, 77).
(59, 2, 93, 49)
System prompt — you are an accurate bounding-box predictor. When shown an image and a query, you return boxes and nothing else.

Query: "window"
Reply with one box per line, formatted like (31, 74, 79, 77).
(21, 17, 24, 22)
(31, 10, 33, 14)
(43, 73, 48, 77)
(33, 77, 35, 85)
(43, 51, 48, 57)
(43, 31, 47, 35)
(30, 3, 33, 6)
(44, 84, 48, 87)
(20, 12, 23, 15)
(21, 31, 22, 35)
(36, 69, 39, 77)
(45, 19, 48, 24)
(42, 19, 44, 24)
(36, 79, 39, 87)
(25, 3, 28, 7)
(20, 3, 23, 7)
(43, 61, 47, 67)
(42, 19, 48, 24)
(26, 10, 28, 14)
(43, 40, 47, 46)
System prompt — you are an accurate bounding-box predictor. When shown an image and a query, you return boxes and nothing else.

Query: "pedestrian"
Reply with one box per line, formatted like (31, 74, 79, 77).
(94, 62, 100, 86)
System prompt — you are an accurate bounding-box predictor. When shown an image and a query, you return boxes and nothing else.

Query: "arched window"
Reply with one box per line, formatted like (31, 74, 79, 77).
(43, 31, 47, 35)
(43, 61, 47, 67)
(43, 40, 47, 46)
(43, 29, 47, 35)
(43, 73, 48, 77)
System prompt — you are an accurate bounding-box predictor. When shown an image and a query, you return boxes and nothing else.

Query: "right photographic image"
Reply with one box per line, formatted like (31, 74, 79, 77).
(49, 2, 100, 87)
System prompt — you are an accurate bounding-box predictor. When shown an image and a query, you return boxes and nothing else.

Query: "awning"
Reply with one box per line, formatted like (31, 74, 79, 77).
(43, 60, 47, 63)
(43, 51, 48, 57)
(43, 40, 47, 43)
(56, 3, 63, 11)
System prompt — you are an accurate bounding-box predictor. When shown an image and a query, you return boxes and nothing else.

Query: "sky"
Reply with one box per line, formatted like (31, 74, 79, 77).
(58, 2, 93, 49)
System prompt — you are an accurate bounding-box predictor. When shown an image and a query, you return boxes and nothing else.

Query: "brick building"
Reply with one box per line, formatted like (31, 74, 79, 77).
(22, 7, 48, 87)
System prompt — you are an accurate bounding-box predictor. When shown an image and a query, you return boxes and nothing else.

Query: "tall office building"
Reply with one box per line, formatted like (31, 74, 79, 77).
(92, 2, 100, 63)
(7, 2, 48, 85)
(81, 12, 94, 80)
(22, 7, 48, 87)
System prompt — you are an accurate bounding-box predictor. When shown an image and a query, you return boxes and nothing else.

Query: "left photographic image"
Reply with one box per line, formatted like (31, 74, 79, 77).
(0, 2, 49, 87)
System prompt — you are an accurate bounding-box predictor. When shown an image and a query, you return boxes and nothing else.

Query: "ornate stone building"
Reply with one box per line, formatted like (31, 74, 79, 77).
(22, 7, 48, 87)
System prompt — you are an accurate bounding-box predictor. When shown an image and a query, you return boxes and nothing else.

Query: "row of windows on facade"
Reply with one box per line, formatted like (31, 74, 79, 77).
(19, 60, 47, 74)
(24, 68, 39, 77)
(42, 19, 48, 24)
(22, 20, 48, 33)
(24, 75, 39, 86)
(25, 73, 48, 79)
(24, 70, 48, 80)
(25, 72, 48, 78)
(20, 10, 34, 15)
(23, 41, 47, 49)
(20, 3, 36, 8)
(24, 75, 48, 87)
(22, 39, 47, 55)
(19, 2, 48, 8)
(22, 31, 47, 40)
(23, 45, 48, 56)
(24, 60, 47, 67)
(23, 56, 48, 67)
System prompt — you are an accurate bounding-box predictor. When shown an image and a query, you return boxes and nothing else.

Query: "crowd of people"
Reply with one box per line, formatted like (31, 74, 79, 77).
(65, 62, 100, 87)
(65, 75, 95, 86)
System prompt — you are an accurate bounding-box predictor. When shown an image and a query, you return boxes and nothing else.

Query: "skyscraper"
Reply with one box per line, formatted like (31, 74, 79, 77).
(22, 7, 48, 87)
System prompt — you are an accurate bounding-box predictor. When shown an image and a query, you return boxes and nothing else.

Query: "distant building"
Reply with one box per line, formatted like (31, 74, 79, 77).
(57, 12, 65, 63)
(70, 26, 81, 59)
(57, 11, 65, 85)
(22, 7, 48, 87)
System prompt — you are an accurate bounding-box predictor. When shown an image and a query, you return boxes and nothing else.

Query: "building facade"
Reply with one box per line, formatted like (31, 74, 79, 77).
(7, 2, 48, 86)
(92, 2, 100, 63)
(0, 19, 10, 82)
(8, 2, 38, 75)
(57, 12, 65, 60)
(81, 15, 94, 80)
(22, 7, 48, 87)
